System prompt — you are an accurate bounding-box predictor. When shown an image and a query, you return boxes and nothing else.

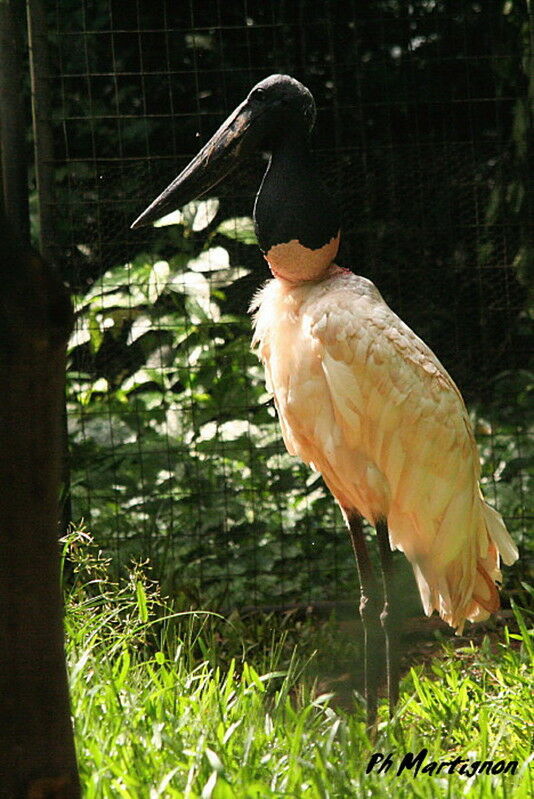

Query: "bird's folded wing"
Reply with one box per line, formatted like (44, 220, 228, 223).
(308, 285, 481, 564)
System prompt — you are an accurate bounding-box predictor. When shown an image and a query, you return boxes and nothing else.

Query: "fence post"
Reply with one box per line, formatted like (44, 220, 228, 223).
(0, 0, 30, 244)
(27, 0, 72, 533)
(27, 0, 55, 264)
(0, 217, 80, 797)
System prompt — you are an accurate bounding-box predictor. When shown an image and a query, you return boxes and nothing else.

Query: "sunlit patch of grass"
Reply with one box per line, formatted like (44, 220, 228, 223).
(63, 528, 533, 798)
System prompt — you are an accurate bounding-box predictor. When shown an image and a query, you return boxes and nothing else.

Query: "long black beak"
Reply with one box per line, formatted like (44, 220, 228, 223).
(131, 97, 268, 230)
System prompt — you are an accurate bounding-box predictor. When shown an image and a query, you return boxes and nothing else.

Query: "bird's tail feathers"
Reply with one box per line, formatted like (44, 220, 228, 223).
(410, 499, 517, 634)
(481, 500, 519, 566)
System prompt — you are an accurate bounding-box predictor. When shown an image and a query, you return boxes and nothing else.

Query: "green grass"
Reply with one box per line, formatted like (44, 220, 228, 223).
(63, 530, 533, 798)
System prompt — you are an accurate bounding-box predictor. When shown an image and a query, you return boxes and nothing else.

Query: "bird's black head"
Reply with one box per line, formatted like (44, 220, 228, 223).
(244, 74, 316, 145)
(130, 75, 317, 229)
(131, 74, 339, 282)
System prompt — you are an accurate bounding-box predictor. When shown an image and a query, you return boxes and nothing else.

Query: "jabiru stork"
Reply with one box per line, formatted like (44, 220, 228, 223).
(131, 74, 519, 728)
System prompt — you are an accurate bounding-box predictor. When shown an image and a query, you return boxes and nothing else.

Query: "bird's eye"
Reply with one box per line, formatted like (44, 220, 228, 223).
(251, 87, 267, 102)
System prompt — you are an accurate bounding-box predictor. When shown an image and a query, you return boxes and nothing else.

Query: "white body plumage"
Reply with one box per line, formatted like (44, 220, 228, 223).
(251, 265, 518, 632)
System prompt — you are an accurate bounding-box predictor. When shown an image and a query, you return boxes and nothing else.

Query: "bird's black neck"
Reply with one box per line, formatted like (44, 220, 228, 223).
(253, 132, 340, 254)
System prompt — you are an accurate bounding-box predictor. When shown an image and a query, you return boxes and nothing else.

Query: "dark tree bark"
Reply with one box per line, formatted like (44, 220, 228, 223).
(0, 217, 80, 797)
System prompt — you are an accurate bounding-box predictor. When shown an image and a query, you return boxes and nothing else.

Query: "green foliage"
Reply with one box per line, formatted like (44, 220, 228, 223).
(64, 531, 534, 798)
(484, 0, 533, 289)
(67, 207, 349, 607)
(472, 369, 533, 589)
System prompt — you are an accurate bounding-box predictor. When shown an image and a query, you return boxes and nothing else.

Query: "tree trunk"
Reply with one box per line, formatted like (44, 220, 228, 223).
(0, 217, 80, 797)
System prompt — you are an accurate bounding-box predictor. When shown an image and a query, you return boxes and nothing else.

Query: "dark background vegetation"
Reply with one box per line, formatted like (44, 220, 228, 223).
(30, 0, 532, 609)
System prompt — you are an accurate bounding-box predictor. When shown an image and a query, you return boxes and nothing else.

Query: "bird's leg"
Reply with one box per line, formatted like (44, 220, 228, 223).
(375, 518, 400, 714)
(345, 510, 382, 731)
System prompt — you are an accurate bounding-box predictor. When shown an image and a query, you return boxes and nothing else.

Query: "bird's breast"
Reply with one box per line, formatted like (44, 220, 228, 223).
(250, 269, 390, 519)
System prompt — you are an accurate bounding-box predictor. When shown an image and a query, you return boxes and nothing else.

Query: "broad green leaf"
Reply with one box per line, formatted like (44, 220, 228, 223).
(179, 198, 220, 232)
(171, 271, 220, 321)
(191, 198, 220, 231)
(218, 420, 260, 441)
(210, 266, 251, 286)
(148, 260, 171, 303)
(216, 216, 257, 245)
(127, 314, 154, 345)
(91, 377, 109, 394)
(68, 319, 91, 351)
(188, 247, 230, 272)
(153, 209, 184, 227)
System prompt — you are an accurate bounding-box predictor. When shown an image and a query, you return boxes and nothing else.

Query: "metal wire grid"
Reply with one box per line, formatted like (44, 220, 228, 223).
(43, 0, 531, 607)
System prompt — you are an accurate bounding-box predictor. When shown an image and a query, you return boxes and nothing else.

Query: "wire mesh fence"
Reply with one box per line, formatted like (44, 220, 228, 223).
(29, 0, 532, 609)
